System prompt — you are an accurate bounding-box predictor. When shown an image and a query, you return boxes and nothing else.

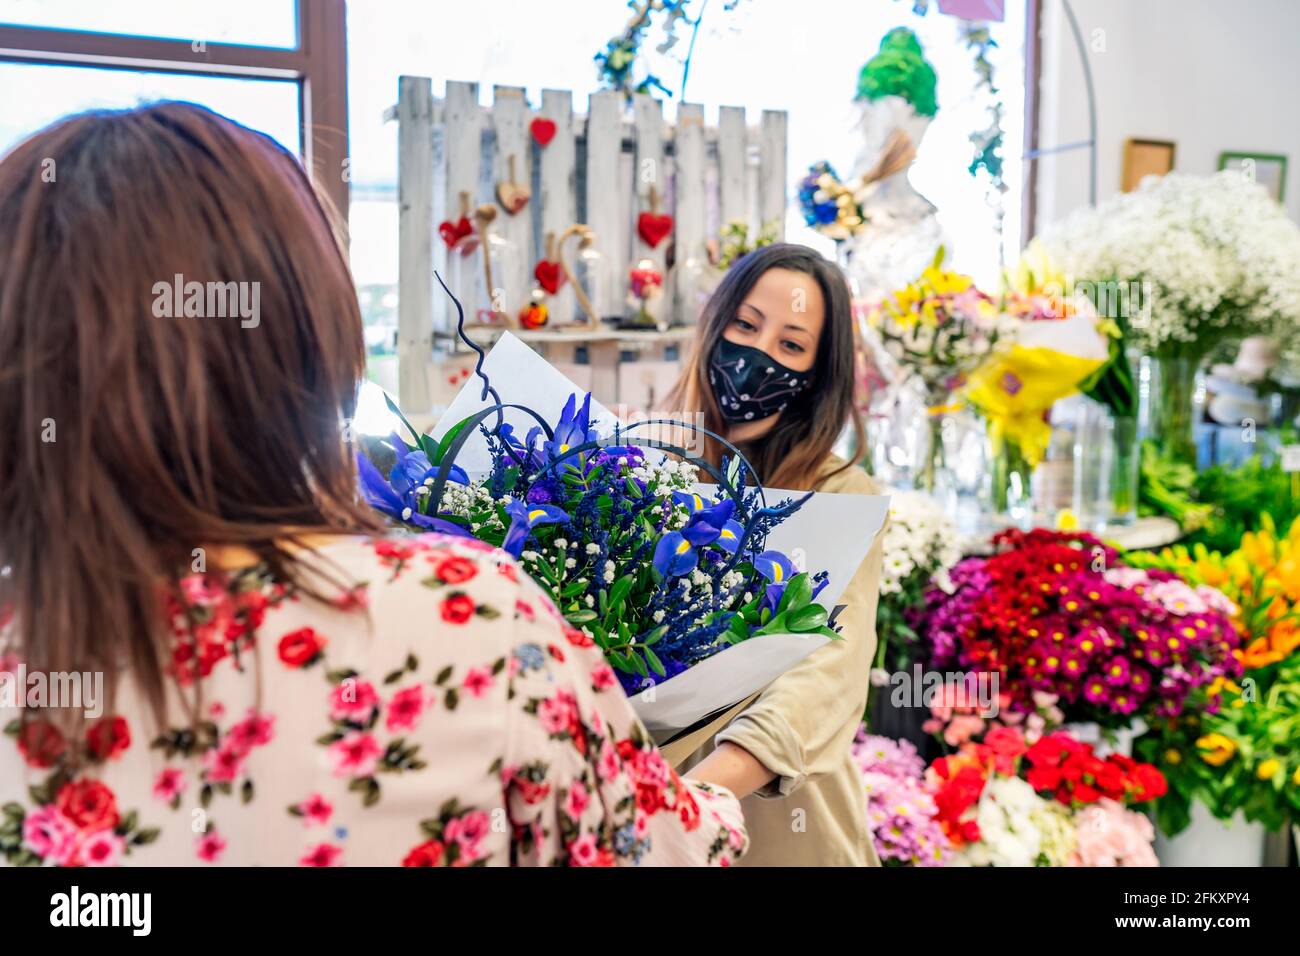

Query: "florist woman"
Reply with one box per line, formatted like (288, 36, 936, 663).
(664, 244, 888, 866)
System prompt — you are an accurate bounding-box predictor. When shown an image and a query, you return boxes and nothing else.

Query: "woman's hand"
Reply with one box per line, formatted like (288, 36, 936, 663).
(685, 741, 776, 800)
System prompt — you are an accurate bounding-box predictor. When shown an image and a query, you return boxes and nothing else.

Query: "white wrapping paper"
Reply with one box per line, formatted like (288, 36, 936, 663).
(429, 334, 890, 736)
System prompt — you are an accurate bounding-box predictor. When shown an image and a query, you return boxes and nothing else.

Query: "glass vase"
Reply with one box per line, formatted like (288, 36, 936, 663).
(1145, 354, 1202, 467)
(1073, 399, 1140, 530)
(989, 434, 1033, 525)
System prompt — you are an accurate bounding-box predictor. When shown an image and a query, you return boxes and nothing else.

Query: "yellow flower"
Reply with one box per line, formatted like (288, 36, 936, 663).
(1293, 766, 1300, 786)
(1256, 758, 1281, 781)
(1056, 509, 1079, 531)
(1196, 733, 1237, 766)
(1164, 748, 1182, 765)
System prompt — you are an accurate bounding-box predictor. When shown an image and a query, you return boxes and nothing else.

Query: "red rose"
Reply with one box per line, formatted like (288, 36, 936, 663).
(401, 839, 445, 867)
(440, 593, 476, 624)
(16, 719, 66, 769)
(85, 716, 131, 762)
(56, 779, 119, 833)
(1026, 765, 1061, 792)
(676, 788, 701, 831)
(563, 626, 593, 648)
(434, 556, 478, 585)
(1131, 763, 1167, 802)
(277, 627, 326, 668)
(635, 781, 666, 815)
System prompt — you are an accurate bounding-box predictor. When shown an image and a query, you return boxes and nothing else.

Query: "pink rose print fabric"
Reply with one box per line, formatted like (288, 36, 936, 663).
(0, 534, 747, 866)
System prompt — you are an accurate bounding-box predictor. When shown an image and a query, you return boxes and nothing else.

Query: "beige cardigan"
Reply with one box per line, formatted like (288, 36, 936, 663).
(679, 455, 887, 866)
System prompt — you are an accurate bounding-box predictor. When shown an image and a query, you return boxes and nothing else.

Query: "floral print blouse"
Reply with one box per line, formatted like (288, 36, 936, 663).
(0, 534, 747, 866)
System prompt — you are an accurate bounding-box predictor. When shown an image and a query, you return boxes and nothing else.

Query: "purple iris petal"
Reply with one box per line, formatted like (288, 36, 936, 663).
(653, 531, 698, 577)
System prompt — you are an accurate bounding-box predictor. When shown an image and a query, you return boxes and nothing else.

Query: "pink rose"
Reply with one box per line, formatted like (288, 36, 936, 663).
(296, 793, 333, 827)
(152, 767, 187, 803)
(78, 830, 126, 867)
(591, 663, 617, 691)
(226, 710, 275, 754)
(597, 741, 620, 782)
(327, 732, 383, 778)
(299, 843, 344, 867)
(329, 679, 381, 722)
(196, 830, 227, 863)
(203, 741, 247, 784)
(22, 805, 78, 864)
(565, 782, 591, 820)
(461, 667, 494, 698)
(568, 832, 600, 867)
(385, 685, 426, 732)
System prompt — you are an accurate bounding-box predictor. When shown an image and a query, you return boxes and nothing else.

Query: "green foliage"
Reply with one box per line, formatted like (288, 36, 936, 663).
(856, 27, 938, 117)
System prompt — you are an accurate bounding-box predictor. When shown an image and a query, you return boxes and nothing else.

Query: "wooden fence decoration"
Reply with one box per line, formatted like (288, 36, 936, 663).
(394, 76, 788, 413)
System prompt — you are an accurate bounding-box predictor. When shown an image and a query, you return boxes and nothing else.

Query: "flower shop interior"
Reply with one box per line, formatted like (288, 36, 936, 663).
(2, 0, 1299, 876)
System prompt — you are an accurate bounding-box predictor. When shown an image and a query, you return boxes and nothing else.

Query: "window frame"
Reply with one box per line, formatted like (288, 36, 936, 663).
(0, 0, 349, 221)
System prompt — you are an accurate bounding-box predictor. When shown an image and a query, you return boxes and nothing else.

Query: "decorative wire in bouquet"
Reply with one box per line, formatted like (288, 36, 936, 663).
(357, 274, 845, 696)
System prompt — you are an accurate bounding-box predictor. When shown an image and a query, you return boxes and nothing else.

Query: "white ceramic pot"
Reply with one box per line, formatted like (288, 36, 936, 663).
(1154, 801, 1267, 867)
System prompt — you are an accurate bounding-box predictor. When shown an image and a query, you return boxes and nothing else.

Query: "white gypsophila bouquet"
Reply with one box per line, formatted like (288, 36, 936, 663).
(952, 776, 1076, 868)
(1041, 171, 1300, 357)
(872, 489, 962, 673)
(880, 490, 961, 596)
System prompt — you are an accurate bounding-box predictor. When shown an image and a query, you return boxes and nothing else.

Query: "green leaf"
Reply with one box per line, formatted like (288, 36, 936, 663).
(433, 416, 474, 465)
(643, 646, 666, 677)
(566, 609, 598, 624)
(607, 575, 634, 614)
(640, 624, 668, 646)
(777, 573, 812, 615)
(787, 604, 828, 632)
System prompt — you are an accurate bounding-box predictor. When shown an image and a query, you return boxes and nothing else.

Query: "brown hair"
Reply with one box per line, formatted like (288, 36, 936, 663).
(665, 243, 865, 491)
(0, 102, 379, 727)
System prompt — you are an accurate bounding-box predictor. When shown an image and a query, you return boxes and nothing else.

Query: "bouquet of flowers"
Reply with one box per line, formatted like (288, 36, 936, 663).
(797, 161, 866, 241)
(925, 725, 1164, 867)
(874, 490, 962, 673)
(851, 729, 950, 866)
(1126, 516, 1300, 833)
(863, 248, 1007, 406)
(359, 329, 887, 739)
(1040, 171, 1300, 358)
(918, 529, 1243, 729)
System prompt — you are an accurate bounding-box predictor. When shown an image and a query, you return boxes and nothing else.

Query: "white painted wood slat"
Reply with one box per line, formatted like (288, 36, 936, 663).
(491, 86, 532, 323)
(584, 91, 624, 320)
(537, 89, 577, 325)
(397, 75, 433, 412)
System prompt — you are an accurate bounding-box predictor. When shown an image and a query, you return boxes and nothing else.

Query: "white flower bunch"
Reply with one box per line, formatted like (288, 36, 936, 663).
(954, 776, 1076, 868)
(1041, 171, 1300, 355)
(879, 490, 962, 596)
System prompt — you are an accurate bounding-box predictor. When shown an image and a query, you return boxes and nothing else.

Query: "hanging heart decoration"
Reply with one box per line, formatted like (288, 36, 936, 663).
(529, 117, 557, 147)
(637, 212, 674, 248)
(533, 259, 565, 295)
(496, 155, 531, 215)
(438, 217, 473, 249)
(636, 183, 673, 248)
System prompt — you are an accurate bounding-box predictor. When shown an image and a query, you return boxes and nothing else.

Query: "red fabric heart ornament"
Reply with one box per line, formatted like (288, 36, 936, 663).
(533, 260, 565, 295)
(438, 217, 473, 248)
(637, 212, 674, 249)
(529, 117, 557, 147)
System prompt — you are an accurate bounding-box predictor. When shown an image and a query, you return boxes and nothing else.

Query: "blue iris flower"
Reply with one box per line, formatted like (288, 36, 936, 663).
(389, 433, 469, 491)
(544, 393, 597, 462)
(355, 452, 471, 538)
(654, 494, 747, 578)
(652, 531, 698, 577)
(501, 500, 569, 558)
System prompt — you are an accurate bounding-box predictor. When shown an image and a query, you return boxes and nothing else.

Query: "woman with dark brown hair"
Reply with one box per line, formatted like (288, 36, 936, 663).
(663, 243, 888, 866)
(0, 102, 746, 867)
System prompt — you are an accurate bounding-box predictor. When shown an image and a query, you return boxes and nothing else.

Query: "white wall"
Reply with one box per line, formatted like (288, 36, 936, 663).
(1035, 0, 1300, 229)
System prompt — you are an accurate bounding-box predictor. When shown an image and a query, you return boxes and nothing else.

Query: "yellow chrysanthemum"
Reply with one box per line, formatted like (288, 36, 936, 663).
(1196, 733, 1237, 767)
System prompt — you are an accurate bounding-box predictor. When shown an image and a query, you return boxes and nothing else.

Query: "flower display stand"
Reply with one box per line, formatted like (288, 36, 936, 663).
(1154, 802, 1267, 867)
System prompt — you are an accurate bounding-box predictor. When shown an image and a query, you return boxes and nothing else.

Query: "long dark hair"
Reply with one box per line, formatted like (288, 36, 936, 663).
(0, 102, 380, 729)
(666, 243, 865, 490)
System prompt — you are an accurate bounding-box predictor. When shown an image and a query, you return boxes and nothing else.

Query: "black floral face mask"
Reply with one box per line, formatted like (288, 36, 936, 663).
(708, 337, 811, 423)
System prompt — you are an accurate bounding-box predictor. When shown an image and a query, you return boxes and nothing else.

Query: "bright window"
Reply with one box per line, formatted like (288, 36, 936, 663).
(0, 0, 298, 48)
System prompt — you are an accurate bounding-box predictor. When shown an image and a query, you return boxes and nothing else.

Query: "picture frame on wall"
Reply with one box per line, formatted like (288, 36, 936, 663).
(1121, 138, 1176, 192)
(1218, 151, 1288, 202)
